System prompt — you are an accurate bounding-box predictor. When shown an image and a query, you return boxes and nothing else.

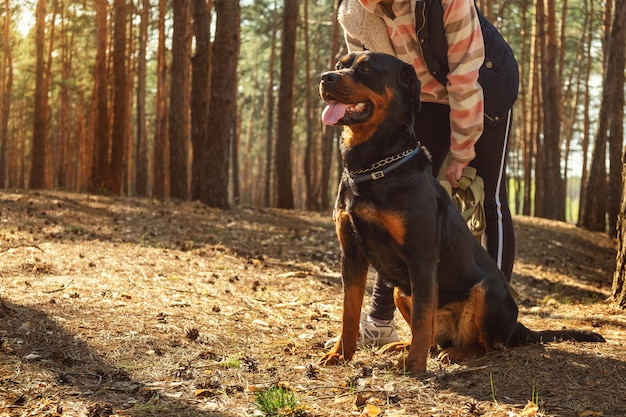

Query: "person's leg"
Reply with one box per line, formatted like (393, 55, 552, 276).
(470, 110, 516, 281)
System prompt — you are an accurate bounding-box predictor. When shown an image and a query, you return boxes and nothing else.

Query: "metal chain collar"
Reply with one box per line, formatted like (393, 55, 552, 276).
(349, 148, 417, 175)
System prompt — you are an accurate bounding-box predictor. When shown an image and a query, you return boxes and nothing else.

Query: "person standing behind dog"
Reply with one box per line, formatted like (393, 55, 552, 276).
(331, 0, 519, 347)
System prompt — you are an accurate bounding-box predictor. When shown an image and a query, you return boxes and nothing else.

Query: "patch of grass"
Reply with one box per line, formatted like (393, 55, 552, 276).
(254, 385, 308, 417)
(218, 355, 243, 369)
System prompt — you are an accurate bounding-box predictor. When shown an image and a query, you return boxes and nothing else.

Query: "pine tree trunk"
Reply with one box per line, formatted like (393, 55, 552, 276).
(92, 0, 109, 191)
(153, 0, 168, 198)
(30, 0, 48, 189)
(0, 0, 13, 188)
(169, 0, 190, 200)
(274, 0, 298, 209)
(204, 0, 240, 207)
(264, 3, 278, 207)
(539, 0, 565, 221)
(110, 0, 127, 194)
(136, 0, 150, 196)
(190, 0, 211, 202)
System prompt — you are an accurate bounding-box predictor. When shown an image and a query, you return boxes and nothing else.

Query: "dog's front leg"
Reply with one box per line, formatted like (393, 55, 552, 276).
(320, 210, 369, 366)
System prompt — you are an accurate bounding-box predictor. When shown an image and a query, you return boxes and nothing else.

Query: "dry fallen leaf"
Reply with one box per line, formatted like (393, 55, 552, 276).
(359, 404, 382, 417)
(520, 400, 539, 416)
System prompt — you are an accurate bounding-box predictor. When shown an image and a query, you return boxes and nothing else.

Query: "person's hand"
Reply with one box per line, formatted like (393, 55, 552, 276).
(445, 158, 470, 188)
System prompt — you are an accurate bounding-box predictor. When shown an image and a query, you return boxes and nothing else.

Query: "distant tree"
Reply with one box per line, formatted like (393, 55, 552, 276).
(274, 0, 298, 209)
(0, 0, 13, 188)
(169, 0, 190, 200)
(264, 1, 279, 207)
(153, 0, 168, 198)
(580, 1, 623, 233)
(190, 0, 212, 202)
(204, 0, 240, 208)
(92, 0, 110, 191)
(136, 0, 150, 196)
(110, 0, 127, 194)
(30, 0, 48, 189)
(537, 0, 565, 220)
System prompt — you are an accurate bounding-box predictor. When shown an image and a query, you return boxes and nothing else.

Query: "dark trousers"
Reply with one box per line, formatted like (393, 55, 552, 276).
(370, 102, 516, 321)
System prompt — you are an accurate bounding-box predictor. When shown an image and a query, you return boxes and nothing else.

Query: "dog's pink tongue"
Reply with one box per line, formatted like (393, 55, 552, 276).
(322, 102, 349, 125)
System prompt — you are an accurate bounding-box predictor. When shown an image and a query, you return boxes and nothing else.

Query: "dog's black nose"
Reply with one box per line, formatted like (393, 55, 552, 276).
(321, 72, 339, 83)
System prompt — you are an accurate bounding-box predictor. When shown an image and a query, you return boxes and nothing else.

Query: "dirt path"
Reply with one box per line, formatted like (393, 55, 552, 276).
(1, 191, 624, 416)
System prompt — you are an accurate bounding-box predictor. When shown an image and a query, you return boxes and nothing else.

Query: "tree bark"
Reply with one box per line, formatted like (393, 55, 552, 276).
(29, 0, 48, 189)
(169, 0, 191, 200)
(0, 0, 13, 188)
(153, 0, 168, 198)
(264, 2, 278, 207)
(609, 0, 625, 306)
(190, 0, 212, 201)
(92, 0, 109, 191)
(579, 0, 620, 233)
(136, 0, 150, 196)
(538, 0, 565, 221)
(274, 0, 298, 209)
(204, 0, 240, 207)
(110, 0, 127, 194)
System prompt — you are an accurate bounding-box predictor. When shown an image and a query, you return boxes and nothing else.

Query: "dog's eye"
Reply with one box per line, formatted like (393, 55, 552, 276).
(359, 64, 371, 72)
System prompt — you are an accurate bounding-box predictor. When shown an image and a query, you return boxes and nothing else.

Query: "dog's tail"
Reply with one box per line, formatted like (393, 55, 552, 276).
(510, 322, 605, 345)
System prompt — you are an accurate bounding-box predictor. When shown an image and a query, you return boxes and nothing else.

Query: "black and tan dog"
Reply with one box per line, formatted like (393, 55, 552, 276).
(319, 51, 603, 374)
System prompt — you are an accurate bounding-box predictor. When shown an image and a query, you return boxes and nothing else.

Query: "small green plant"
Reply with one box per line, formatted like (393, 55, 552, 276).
(489, 373, 497, 403)
(254, 385, 308, 417)
(531, 381, 539, 406)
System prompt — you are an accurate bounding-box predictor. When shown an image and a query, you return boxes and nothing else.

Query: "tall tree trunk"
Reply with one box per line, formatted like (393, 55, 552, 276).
(606, 0, 625, 238)
(204, 0, 240, 208)
(136, 0, 149, 196)
(110, 0, 127, 194)
(190, 0, 212, 201)
(29, 0, 48, 189)
(43, 0, 57, 188)
(0, 0, 13, 188)
(302, 0, 320, 211)
(538, 0, 565, 221)
(153, 0, 168, 198)
(264, 2, 278, 207)
(58, 4, 73, 190)
(530, 0, 543, 217)
(610, 0, 626, 307)
(274, 0, 298, 209)
(580, 0, 620, 233)
(577, 0, 594, 225)
(92, 0, 109, 191)
(169, 0, 190, 200)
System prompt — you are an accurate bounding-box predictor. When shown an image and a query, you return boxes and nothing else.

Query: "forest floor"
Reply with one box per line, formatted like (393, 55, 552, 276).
(0, 190, 624, 417)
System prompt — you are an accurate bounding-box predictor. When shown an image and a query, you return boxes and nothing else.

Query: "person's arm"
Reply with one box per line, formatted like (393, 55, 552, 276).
(443, 0, 484, 184)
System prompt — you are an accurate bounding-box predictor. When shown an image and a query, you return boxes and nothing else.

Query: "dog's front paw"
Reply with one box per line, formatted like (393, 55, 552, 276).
(395, 355, 427, 374)
(379, 341, 411, 355)
(438, 345, 486, 364)
(319, 351, 346, 366)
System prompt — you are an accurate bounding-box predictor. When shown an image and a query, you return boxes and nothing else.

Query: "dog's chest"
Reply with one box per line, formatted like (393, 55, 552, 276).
(348, 202, 407, 248)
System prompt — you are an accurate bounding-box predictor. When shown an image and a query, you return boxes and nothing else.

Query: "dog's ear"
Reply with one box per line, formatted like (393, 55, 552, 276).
(398, 63, 421, 112)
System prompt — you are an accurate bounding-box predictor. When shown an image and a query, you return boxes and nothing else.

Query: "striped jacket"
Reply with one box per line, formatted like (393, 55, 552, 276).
(338, 0, 518, 163)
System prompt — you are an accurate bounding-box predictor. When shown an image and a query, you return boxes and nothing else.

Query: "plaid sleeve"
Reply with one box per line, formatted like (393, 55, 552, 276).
(443, 0, 485, 162)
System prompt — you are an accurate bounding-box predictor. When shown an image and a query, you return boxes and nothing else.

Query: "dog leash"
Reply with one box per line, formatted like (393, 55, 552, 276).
(347, 147, 419, 184)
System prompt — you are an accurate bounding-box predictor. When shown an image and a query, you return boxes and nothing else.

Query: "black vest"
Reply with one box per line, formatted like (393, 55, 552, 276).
(414, 0, 519, 125)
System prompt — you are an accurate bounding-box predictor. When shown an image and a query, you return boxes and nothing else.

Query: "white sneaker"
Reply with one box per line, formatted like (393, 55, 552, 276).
(325, 311, 400, 349)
